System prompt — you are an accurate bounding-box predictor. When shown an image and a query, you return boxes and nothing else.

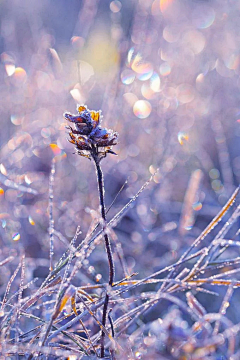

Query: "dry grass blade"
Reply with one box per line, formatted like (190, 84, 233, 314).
(0, 173, 38, 195)
(71, 293, 97, 356)
(178, 186, 239, 263)
(0, 256, 14, 267)
(46, 298, 105, 343)
(1, 260, 22, 314)
(49, 159, 55, 271)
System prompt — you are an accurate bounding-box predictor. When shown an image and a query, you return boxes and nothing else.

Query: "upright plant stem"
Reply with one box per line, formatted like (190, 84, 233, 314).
(93, 154, 114, 358)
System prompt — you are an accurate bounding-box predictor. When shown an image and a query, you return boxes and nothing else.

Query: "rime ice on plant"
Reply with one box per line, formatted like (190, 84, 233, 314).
(64, 104, 118, 160)
(64, 104, 117, 358)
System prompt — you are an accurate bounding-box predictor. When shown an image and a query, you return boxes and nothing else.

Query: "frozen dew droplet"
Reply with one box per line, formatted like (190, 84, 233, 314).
(12, 233, 20, 241)
(135, 351, 142, 359)
(0, 164, 7, 176)
(68, 356, 77, 360)
(5, 63, 15, 76)
(24, 175, 32, 184)
(1, 220, 6, 228)
(178, 131, 189, 145)
(28, 216, 35, 226)
(95, 273, 102, 282)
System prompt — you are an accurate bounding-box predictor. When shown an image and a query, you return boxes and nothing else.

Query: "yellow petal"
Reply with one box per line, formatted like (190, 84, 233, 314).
(90, 111, 98, 121)
(78, 105, 87, 113)
(91, 111, 100, 128)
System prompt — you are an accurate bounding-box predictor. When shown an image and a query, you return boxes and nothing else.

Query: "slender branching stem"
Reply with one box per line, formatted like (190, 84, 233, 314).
(92, 150, 115, 358)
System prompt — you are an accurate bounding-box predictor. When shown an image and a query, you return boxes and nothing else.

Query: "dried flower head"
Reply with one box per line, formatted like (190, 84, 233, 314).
(64, 105, 118, 160)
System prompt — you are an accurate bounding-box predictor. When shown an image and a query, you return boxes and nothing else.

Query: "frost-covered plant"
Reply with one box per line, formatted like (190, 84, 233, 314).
(64, 105, 118, 160)
(64, 104, 118, 358)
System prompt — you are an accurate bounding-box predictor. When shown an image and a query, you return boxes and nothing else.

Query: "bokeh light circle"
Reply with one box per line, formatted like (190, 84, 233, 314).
(150, 72, 161, 92)
(192, 5, 215, 29)
(121, 69, 135, 85)
(160, 62, 171, 76)
(13, 67, 27, 83)
(110, 0, 122, 13)
(133, 100, 152, 119)
(183, 30, 205, 55)
(163, 25, 180, 43)
(141, 84, 155, 100)
(176, 84, 195, 104)
(135, 63, 153, 81)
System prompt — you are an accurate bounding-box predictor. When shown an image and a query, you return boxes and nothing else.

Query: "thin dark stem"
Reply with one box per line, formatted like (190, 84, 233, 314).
(93, 155, 115, 285)
(92, 152, 114, 358)
(100, 293, 110, 358)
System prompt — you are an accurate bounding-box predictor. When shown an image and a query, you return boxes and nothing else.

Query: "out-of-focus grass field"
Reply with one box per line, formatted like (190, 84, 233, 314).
(0, 0, 240, 359)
